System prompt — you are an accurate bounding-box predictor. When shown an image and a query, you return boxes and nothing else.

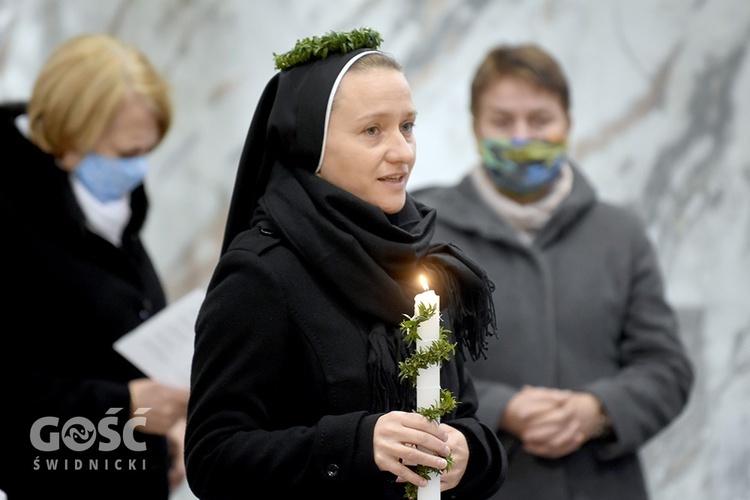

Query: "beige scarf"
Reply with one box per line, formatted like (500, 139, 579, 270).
(471, 162, 573, 246)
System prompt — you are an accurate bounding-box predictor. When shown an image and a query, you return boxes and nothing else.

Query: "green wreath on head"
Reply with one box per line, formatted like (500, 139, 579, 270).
(273, 27, 383, 71)
(398, 302, 458, 500)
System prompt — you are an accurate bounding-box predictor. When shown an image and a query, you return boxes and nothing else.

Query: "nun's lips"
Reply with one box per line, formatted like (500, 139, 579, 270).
(378, 174, 408, 190)
(379, 173, 407, 183)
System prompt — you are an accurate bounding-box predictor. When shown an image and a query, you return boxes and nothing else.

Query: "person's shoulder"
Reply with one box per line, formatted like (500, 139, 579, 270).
(225, 223, 284, 258)
(211, 224, 295, 299)
(410, 177, 471, 208)
(1, 101, 28, 147)
(411, 183, 459, 199)
(0, 101, 27, 120)
(582, 199, 657, 254)
(569, 164, 645, 229)
(593, 199, 647, 229)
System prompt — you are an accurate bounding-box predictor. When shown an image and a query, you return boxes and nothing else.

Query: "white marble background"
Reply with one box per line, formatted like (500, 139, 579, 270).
(1, 1, 748, 499)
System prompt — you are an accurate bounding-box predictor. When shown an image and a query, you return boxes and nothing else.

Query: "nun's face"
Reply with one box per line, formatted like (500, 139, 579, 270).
(318, 67, 417, 214)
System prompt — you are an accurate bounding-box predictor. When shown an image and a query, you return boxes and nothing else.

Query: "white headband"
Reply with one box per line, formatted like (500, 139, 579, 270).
(315, 50, 380, 173)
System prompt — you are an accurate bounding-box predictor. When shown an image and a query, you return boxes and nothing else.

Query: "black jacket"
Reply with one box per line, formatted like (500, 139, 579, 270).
(0, 103, 171, 499)
(186, 221, 506, 499)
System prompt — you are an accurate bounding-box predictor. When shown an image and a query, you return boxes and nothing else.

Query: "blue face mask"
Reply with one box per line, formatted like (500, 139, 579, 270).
(74, 152, 149, 203)
(480, 137, 566, 196)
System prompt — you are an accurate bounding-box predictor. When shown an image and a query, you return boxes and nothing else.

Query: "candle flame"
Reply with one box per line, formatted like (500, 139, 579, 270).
(419, 275, 429, 291)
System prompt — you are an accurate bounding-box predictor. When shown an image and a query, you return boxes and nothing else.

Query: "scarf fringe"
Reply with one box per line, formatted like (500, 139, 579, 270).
(423, 248, 498, 362)
(367, 323, 415, 413)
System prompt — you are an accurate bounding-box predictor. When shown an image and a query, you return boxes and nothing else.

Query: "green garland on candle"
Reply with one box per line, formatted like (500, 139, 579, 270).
(398, 301, 458, 500)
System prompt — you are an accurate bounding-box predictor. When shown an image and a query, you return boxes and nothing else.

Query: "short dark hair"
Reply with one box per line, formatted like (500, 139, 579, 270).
(470, 44, 570, 117)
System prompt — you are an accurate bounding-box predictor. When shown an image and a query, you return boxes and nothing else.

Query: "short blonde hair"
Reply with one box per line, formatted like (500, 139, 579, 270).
(27, 33, 172, 157)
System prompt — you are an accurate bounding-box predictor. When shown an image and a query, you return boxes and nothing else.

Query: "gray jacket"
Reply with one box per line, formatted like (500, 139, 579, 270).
(412, 165, 693, 500)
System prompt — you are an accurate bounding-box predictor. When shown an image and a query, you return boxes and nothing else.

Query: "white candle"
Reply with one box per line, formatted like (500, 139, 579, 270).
(414, 276, 441, 499)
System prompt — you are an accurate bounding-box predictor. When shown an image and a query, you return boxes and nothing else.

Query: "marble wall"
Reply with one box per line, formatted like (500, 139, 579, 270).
(1, 1, 748, 499)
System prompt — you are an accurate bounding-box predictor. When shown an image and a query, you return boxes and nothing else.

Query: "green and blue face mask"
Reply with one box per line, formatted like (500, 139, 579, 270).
(479, 137, 567, 196)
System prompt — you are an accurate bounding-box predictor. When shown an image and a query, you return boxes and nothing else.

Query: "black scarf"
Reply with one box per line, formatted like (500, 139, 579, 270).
(256, 164, 496, 412)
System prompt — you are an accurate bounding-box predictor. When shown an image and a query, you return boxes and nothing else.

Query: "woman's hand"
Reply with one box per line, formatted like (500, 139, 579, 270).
(128, 378, 190, 435)
(438, 423, 468, 491)
(373, 411, 451, 488)
(166, 418, 187, 491)
(502, 385, 604, 458)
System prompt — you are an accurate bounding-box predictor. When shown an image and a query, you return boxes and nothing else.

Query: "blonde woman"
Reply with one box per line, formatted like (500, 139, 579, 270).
(0, 34, 189, 499)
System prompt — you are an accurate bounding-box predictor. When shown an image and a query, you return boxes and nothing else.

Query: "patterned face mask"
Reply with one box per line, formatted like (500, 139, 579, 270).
(74, 152, 149, 203)
(479, 137, 567, 196)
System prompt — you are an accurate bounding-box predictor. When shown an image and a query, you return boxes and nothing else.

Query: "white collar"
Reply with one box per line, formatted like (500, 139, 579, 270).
(70, 176, 131, 247)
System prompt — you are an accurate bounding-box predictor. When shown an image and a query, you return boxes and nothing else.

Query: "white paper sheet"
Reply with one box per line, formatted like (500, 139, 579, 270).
(114, 287, 205, 388)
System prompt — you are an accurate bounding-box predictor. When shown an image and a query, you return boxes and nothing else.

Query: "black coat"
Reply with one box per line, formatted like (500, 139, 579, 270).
(0, 103, 171, 499)
(186, 222, 506, 499)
